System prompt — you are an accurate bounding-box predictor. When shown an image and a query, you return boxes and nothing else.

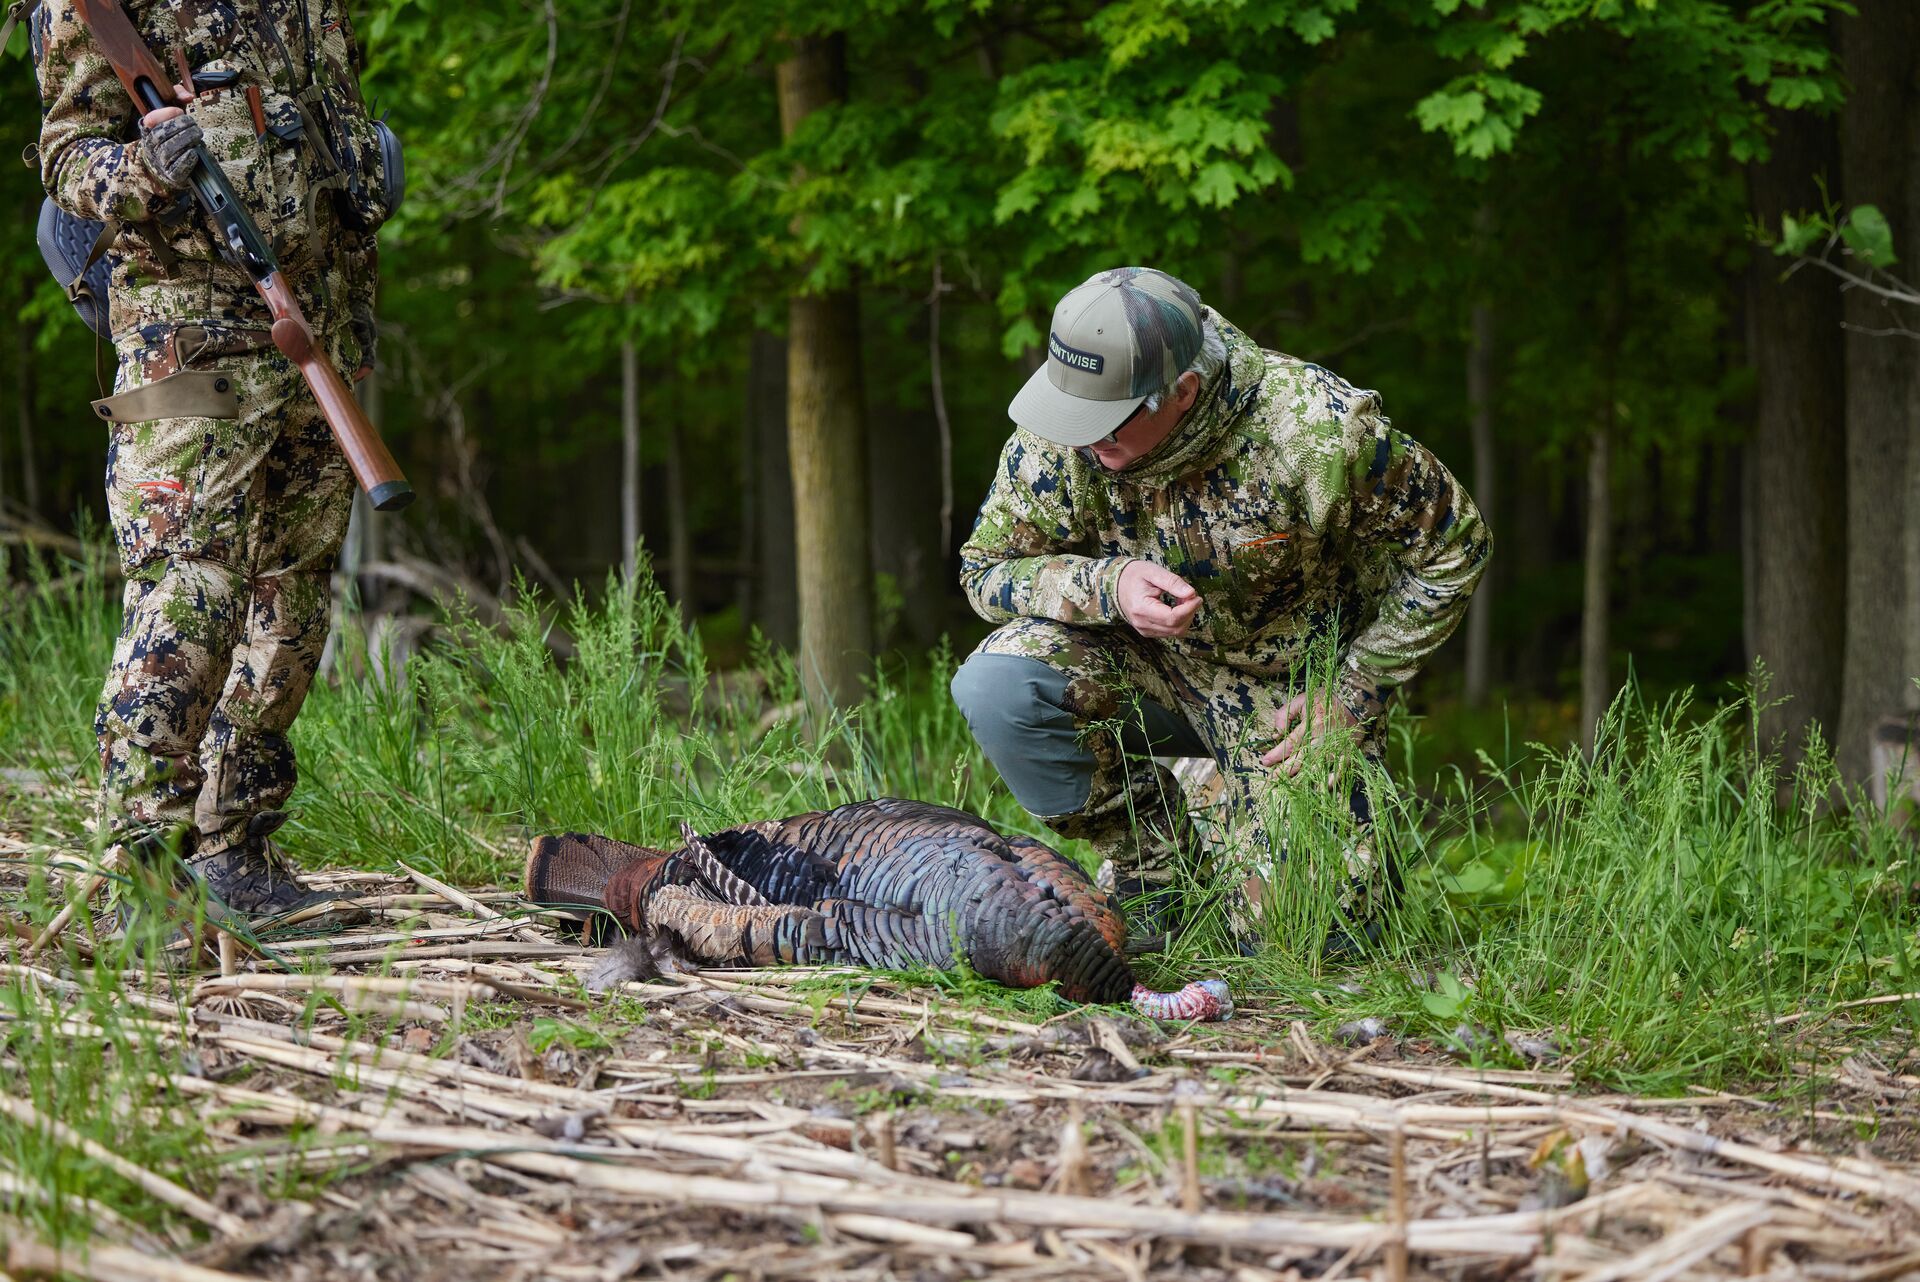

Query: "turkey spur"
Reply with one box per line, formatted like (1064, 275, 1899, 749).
(524, 798, 1231, 1021)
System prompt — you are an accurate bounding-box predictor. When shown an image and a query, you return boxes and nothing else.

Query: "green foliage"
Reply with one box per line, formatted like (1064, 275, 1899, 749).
(529, 1017, 611, 1053)
(1232, 687, 1918, 1089)
(1839, 204, 1898, 268)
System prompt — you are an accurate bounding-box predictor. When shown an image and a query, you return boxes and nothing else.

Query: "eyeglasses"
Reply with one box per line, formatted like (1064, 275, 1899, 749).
(1091, 399, 1151, 448)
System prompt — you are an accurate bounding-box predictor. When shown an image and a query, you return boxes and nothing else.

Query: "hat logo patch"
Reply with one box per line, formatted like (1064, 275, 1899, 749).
(1049, 331, 1105, 375)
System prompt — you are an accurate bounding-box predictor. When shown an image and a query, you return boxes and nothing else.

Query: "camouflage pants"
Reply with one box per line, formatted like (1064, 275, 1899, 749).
(95, 325, 353, 858)
(951, 617, 1395, 928)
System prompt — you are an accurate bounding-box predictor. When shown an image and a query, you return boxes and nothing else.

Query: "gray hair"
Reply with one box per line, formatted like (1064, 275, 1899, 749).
(1141, 315, 1226, 413)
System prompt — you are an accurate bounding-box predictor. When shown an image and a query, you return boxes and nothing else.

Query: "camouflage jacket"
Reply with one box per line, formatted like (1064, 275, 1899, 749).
(960, 312, 1491, 724)
(34, 0, 379, 351)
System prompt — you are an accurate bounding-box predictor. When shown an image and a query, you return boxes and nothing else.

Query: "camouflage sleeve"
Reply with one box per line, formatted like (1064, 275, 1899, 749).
(34, 2, 177, 223)
(1328, 410, 1491, 725)
(335, 5, 378, 350)
(959, 430, 1132, 626)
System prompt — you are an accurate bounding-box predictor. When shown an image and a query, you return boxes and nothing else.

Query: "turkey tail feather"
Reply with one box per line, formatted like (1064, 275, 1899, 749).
(525, 833, 646, 912)
(679, 821, 771, 905)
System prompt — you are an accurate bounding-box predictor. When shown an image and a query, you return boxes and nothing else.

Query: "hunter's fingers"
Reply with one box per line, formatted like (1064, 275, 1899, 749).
(1140, 565, 1198, 601)
(141, 105, 184, 128)
(1274, 692, 1308, 739)
(1127, 597, 1180, 633)
(1163, 593, 1201, 629)
(1129, 592, 1201, 637)
(1263, 722, 1307, 769)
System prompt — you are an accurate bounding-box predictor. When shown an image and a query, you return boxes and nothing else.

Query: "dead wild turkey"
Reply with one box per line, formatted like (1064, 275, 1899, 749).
(524, 797, 1231, 1021)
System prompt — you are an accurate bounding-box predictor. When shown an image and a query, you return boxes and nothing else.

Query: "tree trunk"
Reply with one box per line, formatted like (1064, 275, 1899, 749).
(0, 311, 9, 514)
(1835, 0, 1918, 784)
(1582, 161, 1627, 755)
(778, 34, 873, 710)
(1744, 103, 1847, 770)
(665, 415, 693, 610)
(930, 258, 954, 565)
(1580, 421, 1612, 754)
(15, 312, 40, 517)
(1507, 450, 1556, 695)
(620, 338, 642, 580)
(737, 364, 757, 625)
(749, 328, 798, 650)
(1463, 300, 1496, 707)
(868, 304, 945, 648)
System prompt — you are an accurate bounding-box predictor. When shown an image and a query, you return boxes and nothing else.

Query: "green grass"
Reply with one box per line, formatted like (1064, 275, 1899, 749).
(3, 538, 1917, 1242)
(1236, 685, 1919, 1090)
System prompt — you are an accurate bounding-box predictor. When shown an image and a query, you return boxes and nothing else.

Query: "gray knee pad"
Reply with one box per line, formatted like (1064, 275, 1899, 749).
(949, 653, 1094, 817)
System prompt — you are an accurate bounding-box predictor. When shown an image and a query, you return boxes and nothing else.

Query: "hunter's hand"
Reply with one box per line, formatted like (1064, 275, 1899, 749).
(1117, 560, 1201, 638)
(349, 307, 378, 382)
(1260, 689, 1361, 780)
(139, 104, 203, 191)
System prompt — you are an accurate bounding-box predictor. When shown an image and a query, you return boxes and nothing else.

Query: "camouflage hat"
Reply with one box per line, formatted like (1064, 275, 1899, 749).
(1008, 267, 1206, 447)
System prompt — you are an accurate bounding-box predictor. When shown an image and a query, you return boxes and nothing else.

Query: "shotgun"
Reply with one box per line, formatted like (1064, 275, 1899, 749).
(73, 0, 413, 511)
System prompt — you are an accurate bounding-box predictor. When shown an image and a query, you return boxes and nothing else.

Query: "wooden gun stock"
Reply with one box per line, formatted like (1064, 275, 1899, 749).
(258, 275, 413, 511)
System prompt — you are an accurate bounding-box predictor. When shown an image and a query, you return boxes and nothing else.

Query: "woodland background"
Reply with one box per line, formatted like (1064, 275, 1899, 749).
(1, 0, 1916, 787)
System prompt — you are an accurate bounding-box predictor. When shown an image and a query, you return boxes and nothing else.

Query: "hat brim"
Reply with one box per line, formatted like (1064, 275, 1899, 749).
(1007, 364, 1146, 448)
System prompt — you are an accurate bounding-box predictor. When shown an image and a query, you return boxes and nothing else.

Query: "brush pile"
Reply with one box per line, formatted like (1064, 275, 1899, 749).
(2, 852, 1917, 1282)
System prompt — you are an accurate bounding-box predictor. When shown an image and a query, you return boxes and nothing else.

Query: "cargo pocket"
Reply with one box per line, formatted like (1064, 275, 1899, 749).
(98, 342, 243, 575)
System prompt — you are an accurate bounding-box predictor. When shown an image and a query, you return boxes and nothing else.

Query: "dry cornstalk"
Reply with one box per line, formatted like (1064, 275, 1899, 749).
(24, 846, 122, 960)
(1348, 1063, 1920, 1212)
(1387, 1122, 1409, 1282)
(829, 1214, 976, 1250)
(0, 1171, 167, 1254)
(868, 1111, 898, 1171)
(1179, 1101, 1201, 1214)
(200, 1018, 636, 1109)
(677, 971, 1045, 1035)
(1565, 1200, 1776, 1282)
(1771, 991, 1920, 1027)
(1053, 1103, 1089, 1198)
(5, 1236, 255, 1282)
(397, 861, 547, 944)
(322, 940, 584, 965)
(173, 1069, 932, 1188)
(272, 918, 534, 952)
(490, 1148, 1662, 1258)
(193, 973, 488, 1002)
(0, 1097, 246, 1237)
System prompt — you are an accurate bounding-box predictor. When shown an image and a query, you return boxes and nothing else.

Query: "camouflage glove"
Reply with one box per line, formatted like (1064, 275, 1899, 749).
(349, 306, 377, 373)
(140, 114, 204, 190)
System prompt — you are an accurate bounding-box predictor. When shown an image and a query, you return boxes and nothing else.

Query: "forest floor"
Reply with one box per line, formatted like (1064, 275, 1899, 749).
(4, 562, 1918, 1280)
(3, 811, 1918, 1282)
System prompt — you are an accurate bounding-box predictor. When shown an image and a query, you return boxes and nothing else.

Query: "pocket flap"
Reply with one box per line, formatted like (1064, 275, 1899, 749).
(92, 371, 240, 424)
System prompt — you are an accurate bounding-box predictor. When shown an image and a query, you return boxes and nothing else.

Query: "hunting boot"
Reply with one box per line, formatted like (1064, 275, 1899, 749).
(184, 811, 367, 932)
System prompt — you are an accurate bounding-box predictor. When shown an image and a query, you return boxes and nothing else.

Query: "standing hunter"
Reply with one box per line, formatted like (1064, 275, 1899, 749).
(24, 0, 398, 927)
(952, 267, 1490, 954)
